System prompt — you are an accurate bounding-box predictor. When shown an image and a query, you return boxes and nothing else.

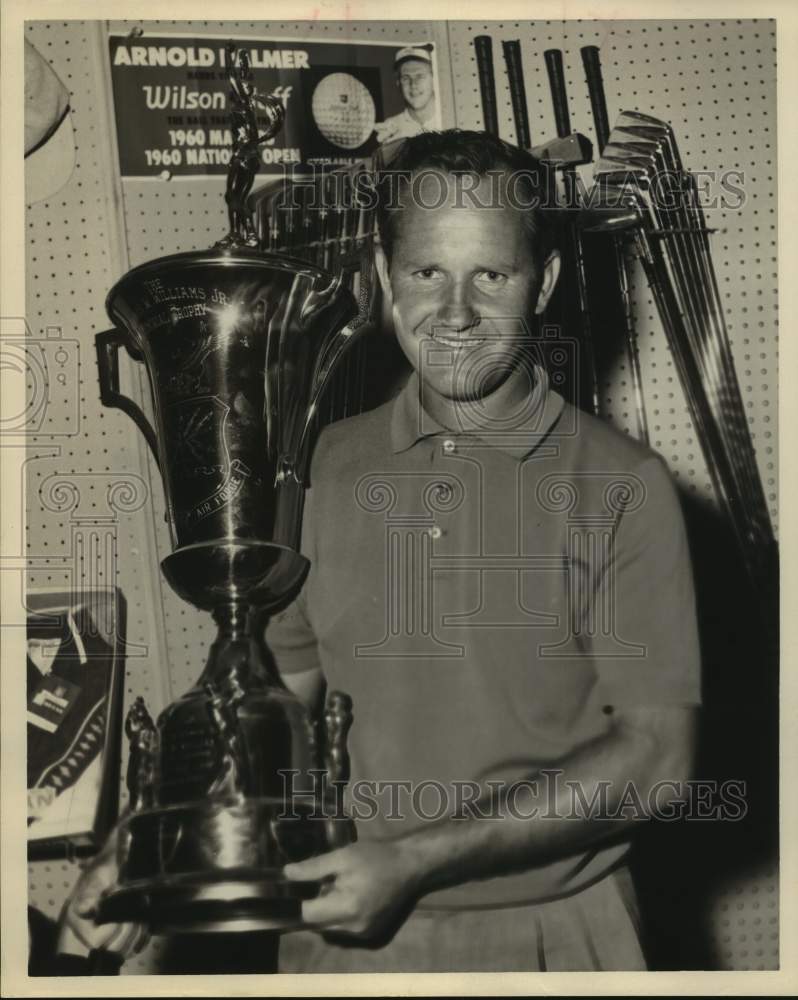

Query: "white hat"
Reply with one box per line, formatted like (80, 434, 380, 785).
(25, 39, 76, 205)
(394, 46, 432, 69)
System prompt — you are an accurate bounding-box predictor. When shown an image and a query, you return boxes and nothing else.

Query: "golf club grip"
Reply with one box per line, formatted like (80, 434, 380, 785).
(501, 40, 531, 148)
(544, 49, 571, 139)
(581, 45, 611, 154)
(474, 35, 499, 136)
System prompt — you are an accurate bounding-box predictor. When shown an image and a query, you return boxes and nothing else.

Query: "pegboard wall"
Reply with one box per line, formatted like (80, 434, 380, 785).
(22, 18, 174, 969)
(22, 19, 777, 975)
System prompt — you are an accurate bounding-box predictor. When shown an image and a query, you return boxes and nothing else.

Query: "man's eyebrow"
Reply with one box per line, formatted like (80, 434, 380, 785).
(397, 256, 523, 272)
(482, 258, 521, 272)
(472, 255, 523, 273)
(398, 257, 441, 268)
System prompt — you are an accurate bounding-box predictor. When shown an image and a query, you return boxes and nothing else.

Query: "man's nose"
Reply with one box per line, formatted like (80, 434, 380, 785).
(435, 284, 478, 331)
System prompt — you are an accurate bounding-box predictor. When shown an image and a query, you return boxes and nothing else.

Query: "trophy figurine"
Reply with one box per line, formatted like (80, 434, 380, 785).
(94, 45, 362, 933)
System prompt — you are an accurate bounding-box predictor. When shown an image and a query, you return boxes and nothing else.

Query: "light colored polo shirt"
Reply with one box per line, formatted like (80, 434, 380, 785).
(374, 108, 431, 144)
(266, 364, 701, 909)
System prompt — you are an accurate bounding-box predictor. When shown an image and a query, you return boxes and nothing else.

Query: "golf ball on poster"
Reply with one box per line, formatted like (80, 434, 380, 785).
(311, 73, 376, 149)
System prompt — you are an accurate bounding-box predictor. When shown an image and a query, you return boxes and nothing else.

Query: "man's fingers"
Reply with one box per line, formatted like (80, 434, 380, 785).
(72, 889, 101, 918)
(96, 825, 121, 860)
(71, 851, 121, 915)
(103, 921, 150, 957)
(132, 924, 152, 956)
(283, 849, 344, 882)
(72, 874, 112, 916)
(300, 893, 352, 928)
(57, 919, 95, 956)
(60, 917, 150, 959)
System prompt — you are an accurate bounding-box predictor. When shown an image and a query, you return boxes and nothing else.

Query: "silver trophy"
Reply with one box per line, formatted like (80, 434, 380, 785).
(95, 45, 362, 933)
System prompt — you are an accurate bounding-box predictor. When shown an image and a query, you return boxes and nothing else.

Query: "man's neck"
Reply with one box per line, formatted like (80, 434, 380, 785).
(419, 365, 537, 435)
(408, 103, 435, 128)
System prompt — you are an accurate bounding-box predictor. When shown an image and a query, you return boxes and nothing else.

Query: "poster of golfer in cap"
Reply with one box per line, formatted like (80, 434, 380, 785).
(106, 35, 442, 178)
(374, 44, 441, 144)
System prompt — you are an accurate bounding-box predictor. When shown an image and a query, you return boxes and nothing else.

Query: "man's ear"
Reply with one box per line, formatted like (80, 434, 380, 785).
(374, 243, 393, 303)
(533, 250, 562, 315)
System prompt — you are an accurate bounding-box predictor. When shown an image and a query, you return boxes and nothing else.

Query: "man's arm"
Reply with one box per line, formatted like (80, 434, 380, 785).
(283, 702, 698, 938)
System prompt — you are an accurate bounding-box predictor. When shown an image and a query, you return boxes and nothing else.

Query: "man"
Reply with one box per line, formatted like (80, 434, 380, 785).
(269, 130, 702, 972)
(65, 130, 700, 973)
(374, 46, 438, 144)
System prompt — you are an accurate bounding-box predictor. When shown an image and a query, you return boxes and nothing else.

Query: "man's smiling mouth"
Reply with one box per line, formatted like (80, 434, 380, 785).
(432, 336, 485, 350)
(428, 330, 487, 350)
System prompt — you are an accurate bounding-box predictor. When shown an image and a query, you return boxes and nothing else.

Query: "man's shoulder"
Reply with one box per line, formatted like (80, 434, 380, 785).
(561, 400, 668, 474)
(375, 109, 422, 142)
(381, 109, 409, 127)
(309, 398, 395, 485)
(553, 401, 683, 514)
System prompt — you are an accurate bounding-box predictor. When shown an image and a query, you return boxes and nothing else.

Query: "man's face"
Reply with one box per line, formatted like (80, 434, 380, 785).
(376, 172, 560, 404)
(397, 59, 434, 112)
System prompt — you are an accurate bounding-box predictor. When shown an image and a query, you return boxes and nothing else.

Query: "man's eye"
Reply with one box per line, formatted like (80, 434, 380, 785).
(414, 268, 439, 279)
(477, 271, 507, 284)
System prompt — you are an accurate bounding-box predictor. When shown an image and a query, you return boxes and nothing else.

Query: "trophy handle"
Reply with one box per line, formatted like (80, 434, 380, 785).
(96, 328, 161, 470)
(314, 244, 374, 386)
(323, 691, 356, 849)
(291, 254, 372, 484)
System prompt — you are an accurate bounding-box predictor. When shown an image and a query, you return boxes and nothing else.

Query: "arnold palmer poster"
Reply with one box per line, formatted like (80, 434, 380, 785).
(108, 33, 441, 178)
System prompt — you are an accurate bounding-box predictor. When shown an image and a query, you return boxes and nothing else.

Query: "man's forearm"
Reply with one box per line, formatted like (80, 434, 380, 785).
(392, 705, 698, 897)
(282, 705, 698, 937)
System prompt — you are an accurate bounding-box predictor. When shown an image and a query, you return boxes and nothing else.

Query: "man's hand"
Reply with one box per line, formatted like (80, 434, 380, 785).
(57, 825, 148, 959)
(283, 840, 421, 940)
(374, 120, 400, 145)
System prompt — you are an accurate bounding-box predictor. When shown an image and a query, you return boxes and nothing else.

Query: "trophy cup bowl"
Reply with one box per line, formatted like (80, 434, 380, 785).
(94, 247, 361, 933)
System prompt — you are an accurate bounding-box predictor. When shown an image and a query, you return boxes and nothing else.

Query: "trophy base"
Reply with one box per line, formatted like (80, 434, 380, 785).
(96, 796, 353, 934)
(97, 869, 323, 934)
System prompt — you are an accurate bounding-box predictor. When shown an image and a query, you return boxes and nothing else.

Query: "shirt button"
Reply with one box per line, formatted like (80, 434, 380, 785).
(428, 525, 443, 540)
(443, 439, 456, 453)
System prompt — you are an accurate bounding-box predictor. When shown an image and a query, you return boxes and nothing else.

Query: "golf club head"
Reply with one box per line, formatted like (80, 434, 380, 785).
(616, 112, 682, 171)
(604, 140, 659, 172)
(597, 148, 655, 178)
(578, 178, 643, 232)
(616, 109, 670, 132)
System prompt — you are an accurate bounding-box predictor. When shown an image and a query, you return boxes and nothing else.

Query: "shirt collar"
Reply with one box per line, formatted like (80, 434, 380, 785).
(390, 363, 567, 460)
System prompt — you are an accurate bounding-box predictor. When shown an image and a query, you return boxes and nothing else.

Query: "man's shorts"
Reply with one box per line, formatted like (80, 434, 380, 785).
(278, 865, 647, 973)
